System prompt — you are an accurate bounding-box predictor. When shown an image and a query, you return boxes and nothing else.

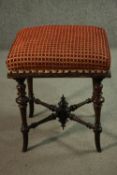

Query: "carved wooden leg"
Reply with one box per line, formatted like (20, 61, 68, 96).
(16, 78, 29, 152)
(27, 78, 34, 118)
(92, 78, 104, 152)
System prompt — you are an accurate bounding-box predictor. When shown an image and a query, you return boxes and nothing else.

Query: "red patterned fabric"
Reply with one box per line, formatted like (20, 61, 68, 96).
(6, 25, 111, 72)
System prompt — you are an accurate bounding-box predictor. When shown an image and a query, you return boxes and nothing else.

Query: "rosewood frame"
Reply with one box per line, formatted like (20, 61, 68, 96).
(7, 71, 111, 153)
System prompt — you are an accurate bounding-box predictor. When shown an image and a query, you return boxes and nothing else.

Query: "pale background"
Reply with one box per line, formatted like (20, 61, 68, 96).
(0, 0, 117, 49)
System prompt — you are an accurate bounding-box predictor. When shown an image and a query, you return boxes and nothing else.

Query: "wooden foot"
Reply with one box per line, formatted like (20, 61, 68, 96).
(92, 78, 104, 152)
(94, 128, 102, 152)
(16, 78, 29, 152)
(27, 78, 34, 118)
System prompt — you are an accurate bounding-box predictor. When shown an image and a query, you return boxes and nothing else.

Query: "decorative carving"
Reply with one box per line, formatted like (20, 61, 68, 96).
(92, 78, 104, 152)
(33, 95, 93, 130)
(70, 114, 95, 129)
(28, 114, 56, 129)
(69, 98, 92, 111)
(27, 78, 34, 117)
(14, 77, 105, 153)
(35, 98, 57, 111)
(16, 78, 29, 152)
(56, 95, 69, 129)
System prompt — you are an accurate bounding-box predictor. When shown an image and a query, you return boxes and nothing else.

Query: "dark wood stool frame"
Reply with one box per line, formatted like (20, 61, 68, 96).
(7, 70, 111, 153)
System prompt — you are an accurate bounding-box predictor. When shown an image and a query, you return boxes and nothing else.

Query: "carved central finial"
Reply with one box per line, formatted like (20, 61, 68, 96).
(56, 95, 69, 129)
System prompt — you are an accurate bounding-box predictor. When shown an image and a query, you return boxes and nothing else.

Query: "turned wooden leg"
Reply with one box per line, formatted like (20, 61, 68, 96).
(92, 78, 104, 152)
(27, 78, 34, 118)
(16, 78, 29, 152)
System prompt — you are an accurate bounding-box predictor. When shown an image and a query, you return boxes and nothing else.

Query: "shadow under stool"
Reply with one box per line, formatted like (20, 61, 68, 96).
(6, 25, 111, 152)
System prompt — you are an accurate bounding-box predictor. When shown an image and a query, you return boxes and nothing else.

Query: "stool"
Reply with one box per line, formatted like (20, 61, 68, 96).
(6, 25, 111, 152)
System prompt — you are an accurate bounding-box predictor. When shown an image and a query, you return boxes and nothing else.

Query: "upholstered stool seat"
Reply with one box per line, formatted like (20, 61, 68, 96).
(7, 25, 111, 73)
(6, 25, 111, 153)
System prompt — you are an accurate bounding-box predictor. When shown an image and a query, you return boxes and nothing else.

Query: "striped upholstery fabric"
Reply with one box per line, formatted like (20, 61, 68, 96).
(6, 25, 111, 72)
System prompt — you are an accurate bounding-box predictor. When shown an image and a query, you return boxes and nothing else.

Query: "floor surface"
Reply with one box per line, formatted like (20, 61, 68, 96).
(0, 49, 117, 175)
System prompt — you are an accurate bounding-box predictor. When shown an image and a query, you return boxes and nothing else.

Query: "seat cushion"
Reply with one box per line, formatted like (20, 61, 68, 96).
(6, 25, 111, 72)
